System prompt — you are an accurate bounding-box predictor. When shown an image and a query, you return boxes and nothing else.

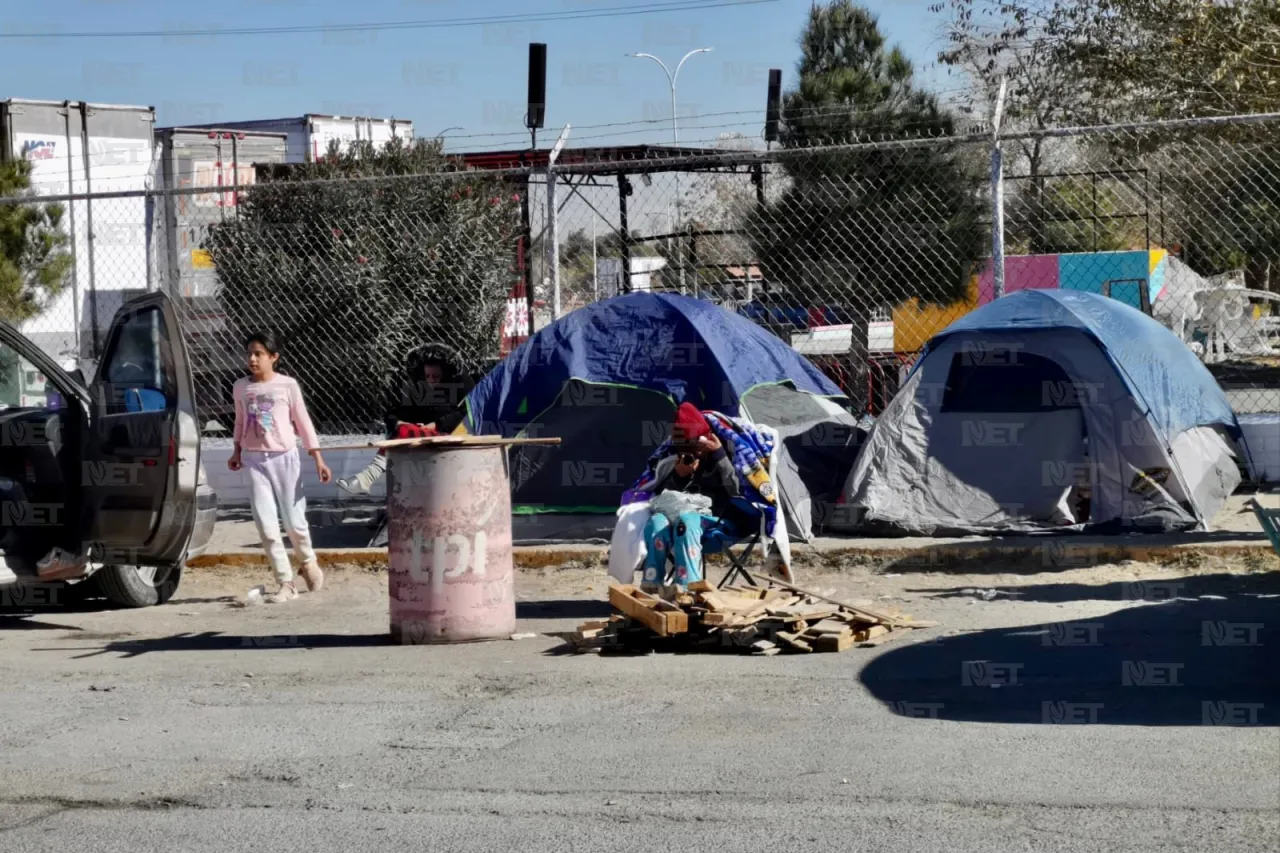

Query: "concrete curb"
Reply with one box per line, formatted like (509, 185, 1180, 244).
(186, 546, 609, 571)
(185, 540, 1277, 572)
(810, 542, 1277, 572)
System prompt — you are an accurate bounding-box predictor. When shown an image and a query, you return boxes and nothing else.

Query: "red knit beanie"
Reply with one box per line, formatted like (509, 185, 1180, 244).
(672, 402, 710, 443)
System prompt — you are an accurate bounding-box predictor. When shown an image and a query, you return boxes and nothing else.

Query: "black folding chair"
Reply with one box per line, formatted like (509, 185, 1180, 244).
(715, 529, 762, 588)
(660, 526, 762, 589)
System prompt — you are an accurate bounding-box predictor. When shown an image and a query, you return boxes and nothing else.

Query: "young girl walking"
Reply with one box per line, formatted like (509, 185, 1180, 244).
(228, 332, 331, 603)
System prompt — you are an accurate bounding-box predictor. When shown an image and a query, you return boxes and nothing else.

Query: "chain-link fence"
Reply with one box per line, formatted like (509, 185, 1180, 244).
(2, 165, 531, 442)
(3, 113, 1279, 440)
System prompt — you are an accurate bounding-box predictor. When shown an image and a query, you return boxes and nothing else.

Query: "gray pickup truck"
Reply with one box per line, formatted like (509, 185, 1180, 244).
(1, 292, 216, 607)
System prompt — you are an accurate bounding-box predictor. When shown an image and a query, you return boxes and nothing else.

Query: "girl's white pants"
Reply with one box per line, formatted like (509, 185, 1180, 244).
(243, 449, 316, 583)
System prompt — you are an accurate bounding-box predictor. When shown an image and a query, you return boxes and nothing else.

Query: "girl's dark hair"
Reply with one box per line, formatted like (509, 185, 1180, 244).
(245, 331, 282, 355)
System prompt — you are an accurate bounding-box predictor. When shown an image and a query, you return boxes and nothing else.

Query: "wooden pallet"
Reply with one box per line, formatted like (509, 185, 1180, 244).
(573, 582, 936, 656)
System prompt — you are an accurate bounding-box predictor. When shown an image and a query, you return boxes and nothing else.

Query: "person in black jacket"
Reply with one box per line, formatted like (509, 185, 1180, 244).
(337, 343, 471, 496)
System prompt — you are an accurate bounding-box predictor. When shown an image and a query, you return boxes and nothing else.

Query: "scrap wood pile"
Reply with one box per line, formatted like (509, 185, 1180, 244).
(569, 578, 936, 656)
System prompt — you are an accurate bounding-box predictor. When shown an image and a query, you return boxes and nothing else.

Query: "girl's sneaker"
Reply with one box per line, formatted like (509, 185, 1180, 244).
(298, 561, 324, 593)
(36, 547, 88, 580)
(266, 582, 297, 604)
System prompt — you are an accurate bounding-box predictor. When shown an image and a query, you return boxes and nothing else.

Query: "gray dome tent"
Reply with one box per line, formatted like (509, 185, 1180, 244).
(840, 290, 1250, 535)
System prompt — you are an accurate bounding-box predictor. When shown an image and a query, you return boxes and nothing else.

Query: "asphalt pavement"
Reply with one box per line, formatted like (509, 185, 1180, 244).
(0, 559, 1277, 852)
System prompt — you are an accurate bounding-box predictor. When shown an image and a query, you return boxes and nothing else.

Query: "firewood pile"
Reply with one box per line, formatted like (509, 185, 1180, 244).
(568, 578, 936, 656)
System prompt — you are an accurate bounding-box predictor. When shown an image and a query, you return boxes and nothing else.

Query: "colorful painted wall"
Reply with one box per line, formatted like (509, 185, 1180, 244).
(892, 250, 1170, 352)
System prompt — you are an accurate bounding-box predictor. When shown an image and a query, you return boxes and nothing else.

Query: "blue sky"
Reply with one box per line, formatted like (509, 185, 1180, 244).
(1, 0, 954, 152)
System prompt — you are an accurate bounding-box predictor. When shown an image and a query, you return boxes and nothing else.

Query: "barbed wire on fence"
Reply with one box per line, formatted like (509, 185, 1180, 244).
(2, 113, 1278, 440)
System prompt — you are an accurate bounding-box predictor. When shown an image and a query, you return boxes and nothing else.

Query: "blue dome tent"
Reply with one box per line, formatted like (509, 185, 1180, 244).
(458, 293, 866, 542)
(841, 290, 1252, 535)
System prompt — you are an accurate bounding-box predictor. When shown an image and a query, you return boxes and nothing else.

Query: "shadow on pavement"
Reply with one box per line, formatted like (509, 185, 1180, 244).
(516, 599, 612, 620)
(861, 587, 1280, 726)
(0, 614, 82, 631)
(51, 631, 392, 658)
(913, 571, 1280, 604)
(169, 595, 242, 605)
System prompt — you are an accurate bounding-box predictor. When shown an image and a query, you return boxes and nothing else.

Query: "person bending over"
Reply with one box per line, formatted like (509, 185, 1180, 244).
(337, 344, 469, 496)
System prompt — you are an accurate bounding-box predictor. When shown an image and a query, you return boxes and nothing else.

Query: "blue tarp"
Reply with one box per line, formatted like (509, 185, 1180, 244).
(927, 289, 1241, 440)
(465, 292, 845, 431)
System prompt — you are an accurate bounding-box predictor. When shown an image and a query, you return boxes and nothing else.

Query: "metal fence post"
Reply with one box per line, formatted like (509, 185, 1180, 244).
(546, 124, 571, 321)
(618, 173, 632, 293)
(990, 77, 1008, 300)
(78, 102, 101, 359)
(546, 166, 558, 319)
(519, 170, 535, 336)
(144, 191, 155, 292)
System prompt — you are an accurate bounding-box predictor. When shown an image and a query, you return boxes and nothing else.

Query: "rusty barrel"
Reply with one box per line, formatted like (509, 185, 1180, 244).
(386, 443, 515, 644)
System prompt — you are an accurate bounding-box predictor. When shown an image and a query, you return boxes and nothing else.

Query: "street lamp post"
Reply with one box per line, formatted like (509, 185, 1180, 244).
(434, 126, 464, 146)
(627, 47, 712, 292)
(627, 47, 712, 148)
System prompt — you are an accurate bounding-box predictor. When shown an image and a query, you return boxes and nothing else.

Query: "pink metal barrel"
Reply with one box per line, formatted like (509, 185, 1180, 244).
(386, 444, 515, 644)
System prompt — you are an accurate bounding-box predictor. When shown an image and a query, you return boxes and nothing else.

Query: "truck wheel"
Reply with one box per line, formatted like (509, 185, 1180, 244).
(96, 563, 183, 608)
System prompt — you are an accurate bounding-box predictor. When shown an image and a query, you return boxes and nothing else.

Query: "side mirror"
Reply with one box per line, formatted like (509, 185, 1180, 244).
(68, 368, 86, 387)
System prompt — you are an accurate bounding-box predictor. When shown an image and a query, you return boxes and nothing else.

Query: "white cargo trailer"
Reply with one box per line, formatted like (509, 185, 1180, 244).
(152, 126, 290, 426)
(184, 114, 414, 163)
(154, 127, 288, 299)
(0, 98, 155, 364)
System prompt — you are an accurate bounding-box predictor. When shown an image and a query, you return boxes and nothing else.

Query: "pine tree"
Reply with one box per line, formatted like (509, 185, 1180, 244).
(747, 0, 986, 411)
(0, 159, 73, 324)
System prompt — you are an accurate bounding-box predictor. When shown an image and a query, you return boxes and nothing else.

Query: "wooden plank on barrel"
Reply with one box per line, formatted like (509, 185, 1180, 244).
(323, 436, 564, 452)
